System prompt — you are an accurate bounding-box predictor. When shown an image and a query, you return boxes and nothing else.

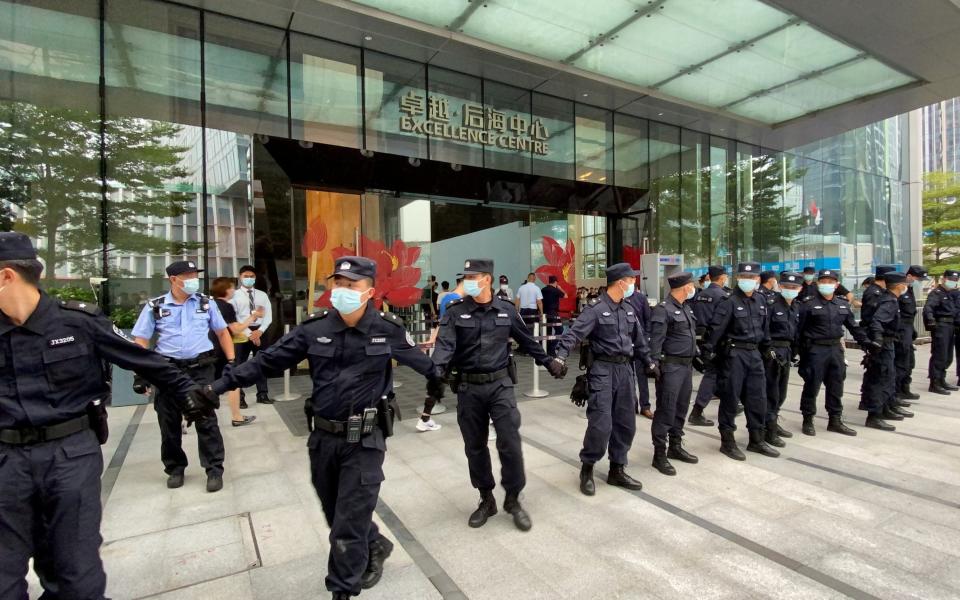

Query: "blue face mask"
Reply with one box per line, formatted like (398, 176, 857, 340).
(181, 278, 200, 295)
(464, 279, 484, 297)
(818, 283, 837, 296)
(241, 277, 256, 288)
(623, 282, 635, 298)
(331, 287, 367, 314)
(803, 274, 815, 283)
(945, 279, 958, 290)
(780, 289, 800, 301)
(702, 281, 711, 288)
(737, 279, 758, 293)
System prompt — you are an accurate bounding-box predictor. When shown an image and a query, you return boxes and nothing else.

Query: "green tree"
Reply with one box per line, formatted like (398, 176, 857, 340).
(0, 101, 197, 280)
(922, 170, 960, 273)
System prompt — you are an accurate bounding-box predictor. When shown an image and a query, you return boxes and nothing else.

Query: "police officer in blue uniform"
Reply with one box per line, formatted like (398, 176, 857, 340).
(762, 272, 802, 446)
(625, 285, 654, 418)
(860, 271, 913, 430)
(923, 270, 959, 394)
(133, 260, 233, 492)
(796, 269, 873, 436)
(647, 272, 699, 476)
(433, 259, 566, 531)
(702, 262, 778, 460)
(689, 265, 730, 426)
(213, 257, 445, 600)
(555, 263, 656, 494)
(895, 265, 926, 401)
(0, 233, 211, 600)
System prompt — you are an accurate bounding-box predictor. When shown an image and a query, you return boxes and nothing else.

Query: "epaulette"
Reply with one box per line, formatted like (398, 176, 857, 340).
(378, 311, 404, 327)
(871, 289, 881, 295)
(59, 299, 102, 316)
(147, 294, 166, 307)
(722, 291, 731, 297)
(303, 309, 330, 322)
(588, 297, 601, 306)
(799, 295, 815, 303)
(448, 297, 464, 306)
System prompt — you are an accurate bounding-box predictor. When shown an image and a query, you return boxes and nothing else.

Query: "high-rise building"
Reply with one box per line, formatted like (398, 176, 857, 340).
(922, 98, 960, 174)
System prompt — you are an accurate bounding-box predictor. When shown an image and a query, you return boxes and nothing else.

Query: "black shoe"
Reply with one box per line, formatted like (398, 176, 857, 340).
(206, 473, 223, 493)
(764, 423, 785, 447)
(941, 379, 959, 391)
(652, 447, 676, 476)
(667, 438, 699, 464)
(256, 393, 275, 404)
(802, 415, 816, 436)
(881, 406, 904, 421)
(687, 405, 714, 427)
(503, 494, 532, 532)
(360, 537, 394, 589)
(826, 414, 857, 436)
(167, 472, 184, 489)
(897, 389, 919, 401)
(607, 463, 643, 490)
(239, 397, 249, 409)
(332, 593, 351, 600)
(719, 430, 745, 461)
(891, 405, 914, 418)
(746, 430, 780, 458)
(776, 421, 793, 438)
(929, 382, 951, 395)
(894, 399, 913, 408)
(468, 492, 498, 528)
(579, 463, 596, 496)
(865, 414, 895, 431)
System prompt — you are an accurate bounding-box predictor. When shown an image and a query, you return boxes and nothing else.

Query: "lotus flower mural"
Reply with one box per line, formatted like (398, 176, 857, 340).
(317, 236, 423, 309)
(534, 236, 577, 317)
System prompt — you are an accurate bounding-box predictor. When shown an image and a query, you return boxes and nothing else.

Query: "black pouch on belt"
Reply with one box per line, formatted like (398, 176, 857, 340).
(377, 393, 398, 438)
(507, 355, 519, 384)
(86, 398, 109, 445)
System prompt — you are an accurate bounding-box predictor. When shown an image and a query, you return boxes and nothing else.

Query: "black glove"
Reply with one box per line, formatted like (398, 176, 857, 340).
(182, 386, 219, 424)
(645, 363, 661, 380)
(569, 374, 589, 407)
(426, 377, 446, 399)
(132, 374, 149, 395)
(691, 355, 705, 373)
(546, 358, 567, 379)
(924, 322, 934, 333)
(704, 350, 717, 365)
(864, 340, 883, 354)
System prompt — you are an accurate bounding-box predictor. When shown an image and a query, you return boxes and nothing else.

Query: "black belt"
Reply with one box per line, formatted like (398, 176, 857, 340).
(0, 415, 89, 445)
(771, 340, 792, 348)
(727, 342, 757, 350)
(461, 368, 510, 384)
(937, 318, 954, 324)
(311, 416, 348, 435)
(661, 355, 693, 365)
(169, 350, 216, 369)
(883, 336, 898, 343)
(811, 338, 842, 346)
(594, 354, 632, 364)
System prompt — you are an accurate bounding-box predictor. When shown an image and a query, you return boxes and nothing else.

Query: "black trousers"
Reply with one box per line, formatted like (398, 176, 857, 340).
(929, 323, 954, 382)
(717, 349, 767, 432)
(235, 340, 269, 396)
(633, 359, 651, 410)
(894, 323, 915, 390)
(456, 378, 525, 494)
(309, 428, 387, 595)
(651, 362, 692, 447)
(693, 359, 718, 408)
(0, 430, 106, 600)
(155, 362, 224, 476)
(582, 361, 637, 465)
(862, 342, 896, 415)
(799, 344, 846, 417)
(545, 313, 562, 356)
(764, 347, 791, 424)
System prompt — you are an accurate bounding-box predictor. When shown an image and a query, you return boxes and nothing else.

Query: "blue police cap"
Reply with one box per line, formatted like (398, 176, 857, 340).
(707, 265, 726, 279)
(906, 265, 928, 279)
(166, 260, 203, 276)
(667, 271, 693, 289)
(737, 262, 761, 275)
(884, 272, 907, 285)
(330, 256, 376, 281)
(779, 271, 803, 285)
(875, 265, 897, 280)
(0, 232, 37, 261)
(462, 258, 494, 275)
(818, 268, 840, 280)
(606, 262, 641, 283)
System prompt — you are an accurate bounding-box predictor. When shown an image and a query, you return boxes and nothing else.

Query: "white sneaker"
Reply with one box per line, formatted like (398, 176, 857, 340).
(416, 419, 442, 432)
(431, 402, 447, 415)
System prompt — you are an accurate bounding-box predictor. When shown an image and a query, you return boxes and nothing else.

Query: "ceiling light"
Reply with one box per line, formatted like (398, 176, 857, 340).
(582, 93, 589, 97)
(364, 35, 373, 41)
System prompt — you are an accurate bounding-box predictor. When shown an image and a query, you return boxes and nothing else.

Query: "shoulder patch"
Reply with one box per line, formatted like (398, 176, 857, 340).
(148, 294, 166, 307)
(304, 309, 330, 322)
(588, 297, 601, 306)
(379, 311, 404, 327)
(59, 300, 102, 316)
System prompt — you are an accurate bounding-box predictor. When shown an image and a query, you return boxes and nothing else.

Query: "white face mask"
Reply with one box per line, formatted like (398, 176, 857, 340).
(500, 284, 508, 291)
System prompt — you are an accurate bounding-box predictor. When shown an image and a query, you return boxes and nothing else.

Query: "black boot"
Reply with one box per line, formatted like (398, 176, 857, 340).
(929, 380, 951, 395)
(765, 422, 785, 447)
(667, 437, 699, 464)
(746, 429, 780, 458)
(891, 405, 914, 418)
(652, 446, 676, 476)
(579, 463, 595, 496)
(894, 398, 913, 408)
(776, 419, 793, 438)
(881, 406, 904, 421)
(468, 490, 498, 528)
(802, 414, 816, 436)
(941, 378, 959, 391)
(503, 493, 532, 532)
(256, 391, 275, 404)
(826, 414, 857, 436)
(332, 593, 351, 600)
(360, 537, 394, 589)
(865, 413, 895, 431)
(687, 404, 714, 427)
(607, 463, 643, 490)
(719, 429, 745, 461)
(898, 384, 919, 400)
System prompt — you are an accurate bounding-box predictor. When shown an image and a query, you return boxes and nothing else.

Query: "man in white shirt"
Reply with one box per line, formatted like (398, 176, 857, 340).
(230, 265, 274, 405)
(515, 272, 543, 330)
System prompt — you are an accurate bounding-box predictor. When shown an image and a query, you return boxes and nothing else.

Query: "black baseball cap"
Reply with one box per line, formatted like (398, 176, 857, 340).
(668, 271, 693, 289)
(875, 265, 897, 280)
(818, 268, 840, 281)
(462, 259, 494, 275)
(779, 271, 802, 285)
(0, 232, 37, 261)
(884, 272, 907, 285)
(606, 262, 641, 283)
(166, 260, 203, 277)
(906, 265, 928, 279)
(737, 261, 761, 275)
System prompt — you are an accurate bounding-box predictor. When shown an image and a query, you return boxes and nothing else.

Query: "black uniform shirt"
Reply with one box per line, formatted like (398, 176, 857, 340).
(648, 295, 697, 360)
(797, 292, 868, 345)
(0, 293, 196, 429)
(868, 290, 901, 341)
(704, 288, 770, 352)
(692, 284, 730, 335)
(898, 284, 918, 324)
(432, 296, 552, 373)
(767, 293, 799, 343)
(859, 283, 885, 326)
(923, 287, 955, 326)
(624, 292, 652, 336)
(214, 306, 439, 420)
(554, 292, 652, 364)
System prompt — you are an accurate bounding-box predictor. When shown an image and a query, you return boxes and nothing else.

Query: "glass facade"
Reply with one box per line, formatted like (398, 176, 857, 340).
(0, 0, 914, 325)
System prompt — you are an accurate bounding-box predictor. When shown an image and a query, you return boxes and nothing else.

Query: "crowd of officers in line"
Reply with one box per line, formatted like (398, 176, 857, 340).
(0, 225, 945, 600)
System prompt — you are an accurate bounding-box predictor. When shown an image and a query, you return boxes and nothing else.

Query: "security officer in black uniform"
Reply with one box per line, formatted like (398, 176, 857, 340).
(0, 232, 212, 600)
(895, 265, 926, 401)
(799, 265, 818, 298)
(702, 261, 778, 460)
(213, 257, 446, 600)
(923, 270, 959, 394)
(757, 270, 778, 302)
(647, 272, 699, 476)
(625, 286, 653, 418)
(860, 271, 913, 431)
(432, 259, 566, 531)
(762, 272, 802, 446)
(796, 269, 873, 436)
(858, 265, 895, 408)
(689, 265, 730, 426)
(555, 263, 656, 494)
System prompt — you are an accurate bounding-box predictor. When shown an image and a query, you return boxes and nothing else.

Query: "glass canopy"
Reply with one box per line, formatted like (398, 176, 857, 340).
(351, 0, 915, 125)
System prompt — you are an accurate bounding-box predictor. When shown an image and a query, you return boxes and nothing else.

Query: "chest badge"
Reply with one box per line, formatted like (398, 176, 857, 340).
(675, 310, 681, 314)
(602, 311, 611, 316)
(48, 336, 76, 347)
(813, 305, 823, 310)
(460, 314, 472, 319)
(497, 313, 509, 318)
(627, 311, 634, 316)
(776, 311, 784, 316)
(370, 336, 387, 344)
(317, 337, 332, 344)
(159, 309, 172, 318)
(736, 306, 744, 311)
